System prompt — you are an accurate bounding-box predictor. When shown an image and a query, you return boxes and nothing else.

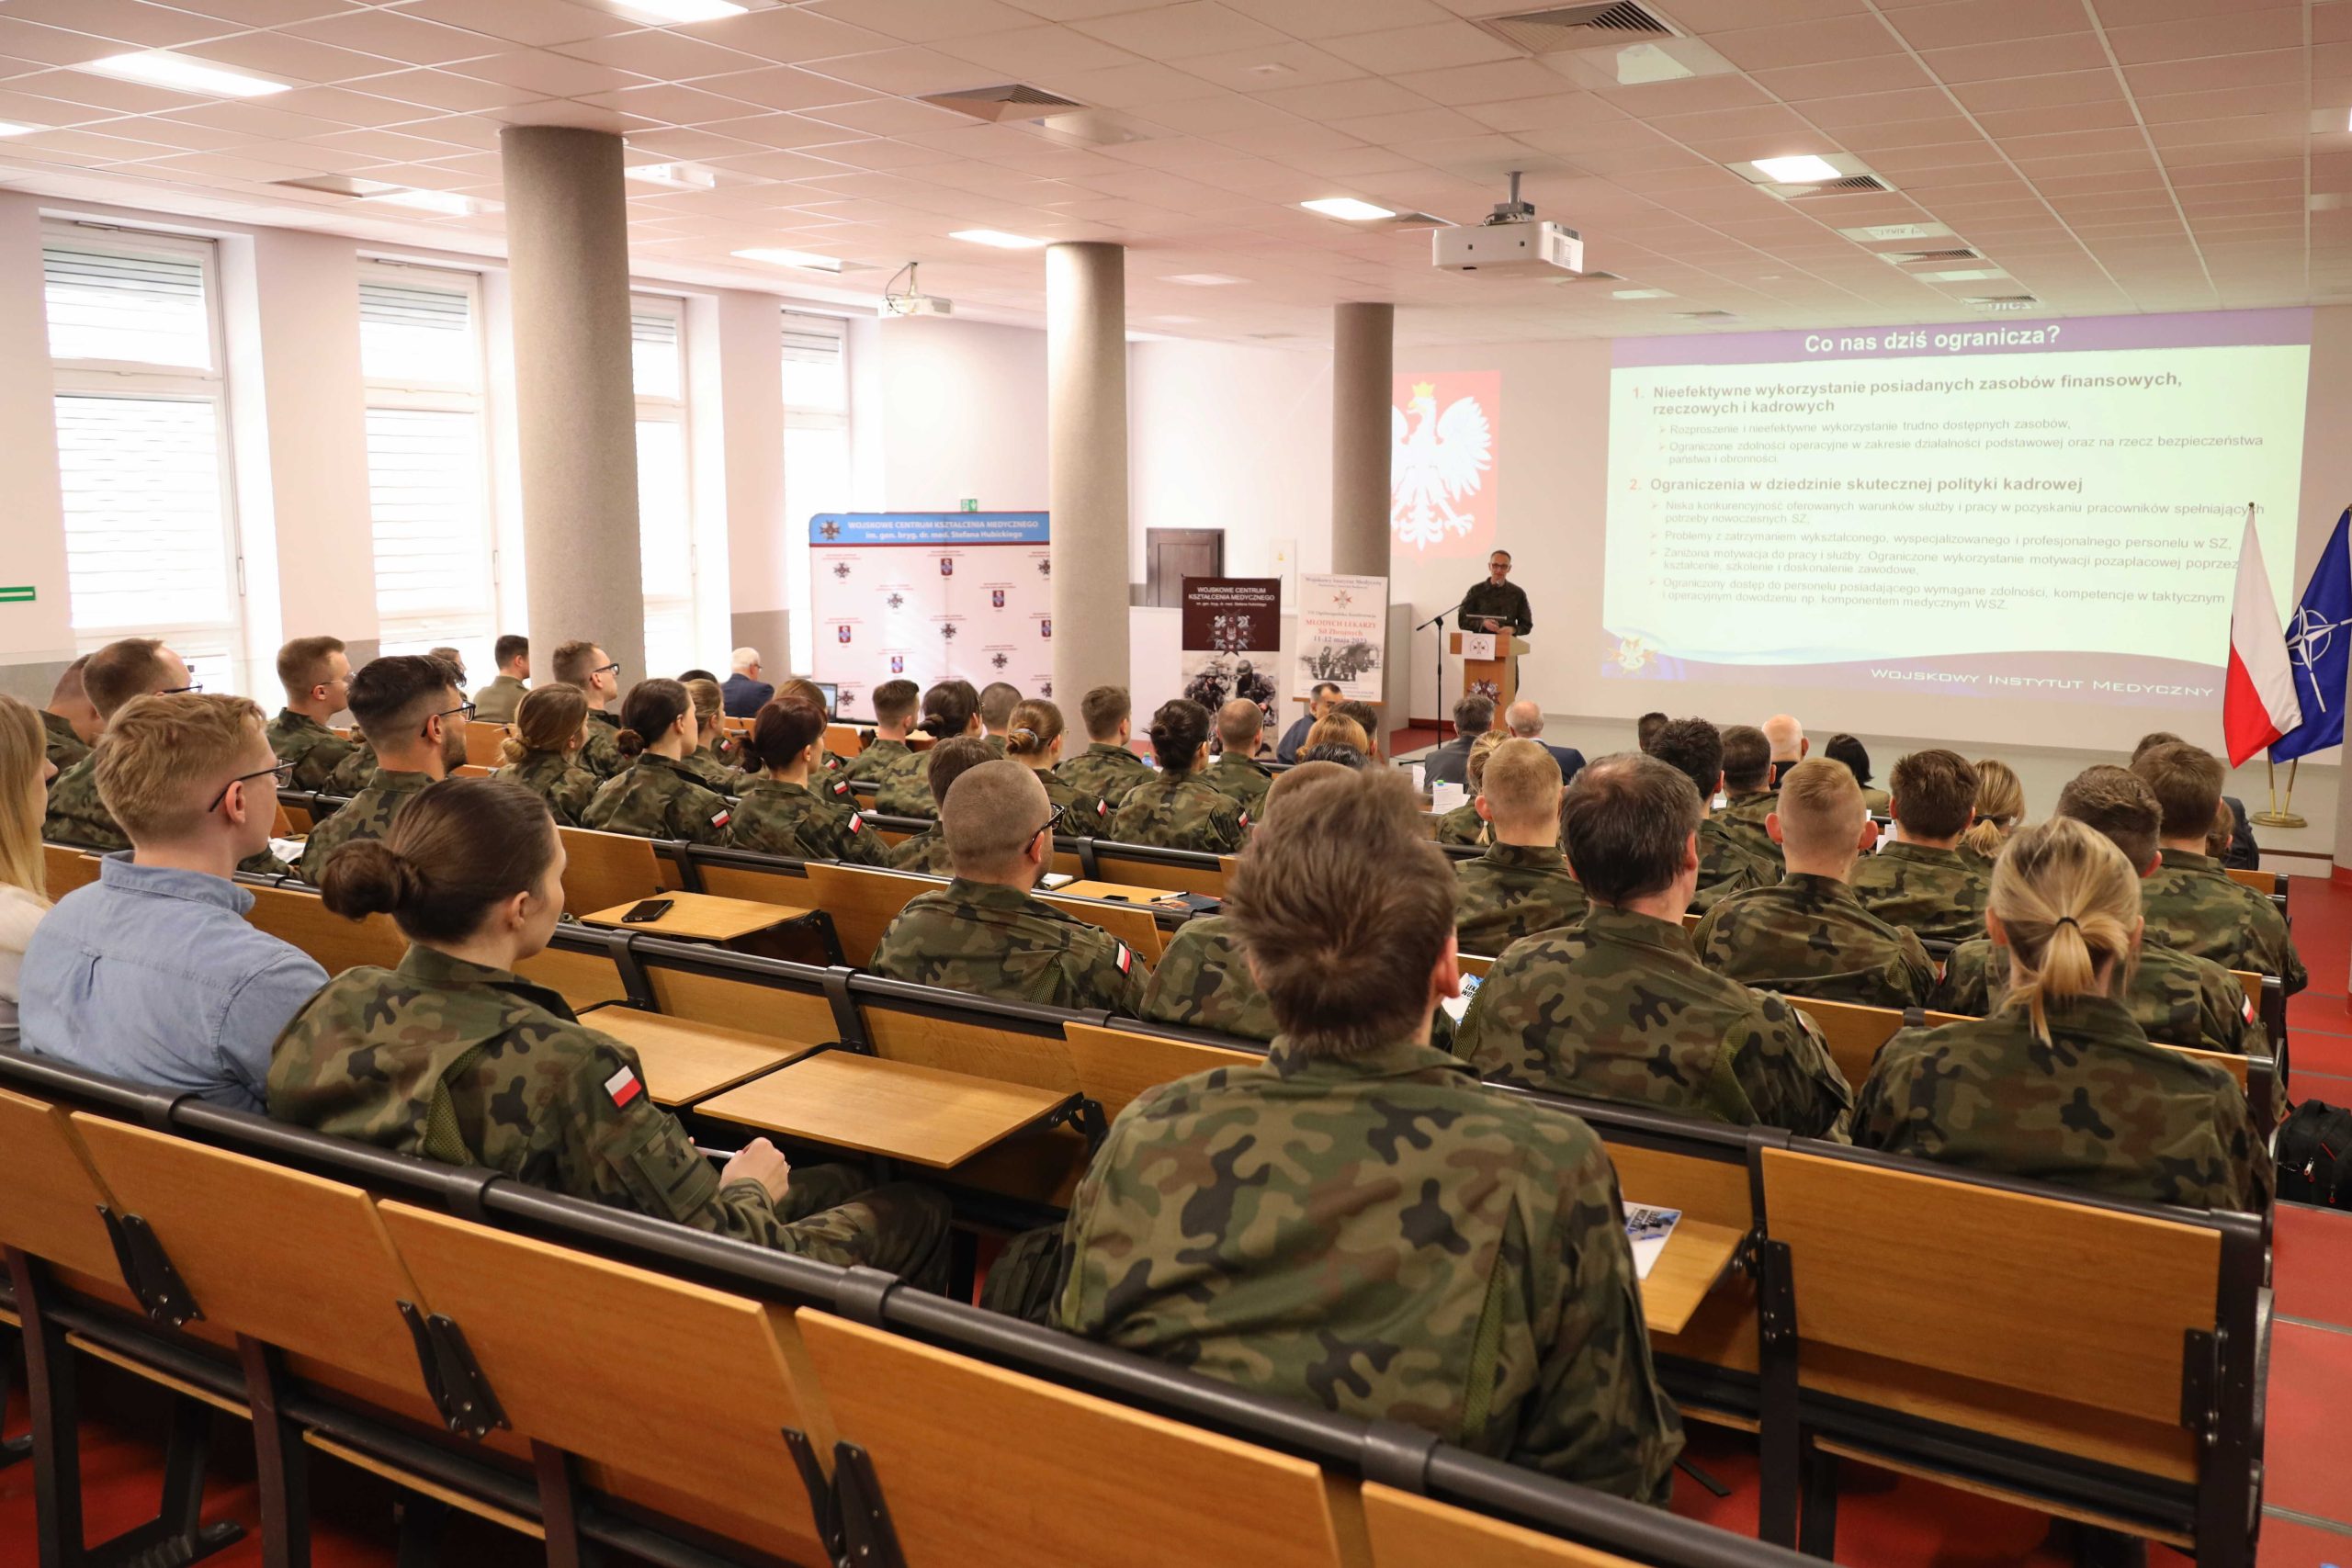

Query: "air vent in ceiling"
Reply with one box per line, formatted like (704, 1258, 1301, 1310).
(1765, 175, 1891, 201)
(1676, 310, 1738, 321)
(1881, 248, 1979, 265)
(919, 84, 1084, 123)
(1475, 2, 1678, 53)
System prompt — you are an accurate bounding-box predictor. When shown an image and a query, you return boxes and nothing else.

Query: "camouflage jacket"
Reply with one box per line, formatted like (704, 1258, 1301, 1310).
(1057, 741, 1154, 805)
(876, 735, 1006, 817)
(492, 750, 600, 829)
(1433, 801, 1487, 848)
(470, 673, 527, 724)
(1691, 817, 1773, 915)
(1854, 994, 2272, 1211)
(298, 769, 435, 884)
(1201, 753, 1273, 818)
(1860, 785, 1891, 814)
(727, 775, 888, 866)
(322, 735, 379, 797)
(266, 944, 949, 1275)
(840, 737, 910, 783)
(1107, 774, 1247, 854)
(868, 877, 1148, 1014)
(579, 708, 626, 779)
(1454, 842, 1587, 957)
(1935, 935, 2264, 1057)
(1054, 1034, 1683, 1504)
(677, 744, 742, 796)
(41, 709, 90, 773)
(2140, 848, 2306, 995)
(1039, 770, 1111, 838)
(46, 756, 295, 879)
(1454, 906, 1852, 1138)
(582, 754, 734, 846)
(1848, 840, 1989, 944)
(1713, 791, 1781, 868)
(1138, 914, 1277, 1042)
(267, 710, 363, 795)
(1692, 874, 1937, 1010)
(890, 825, 953, 875)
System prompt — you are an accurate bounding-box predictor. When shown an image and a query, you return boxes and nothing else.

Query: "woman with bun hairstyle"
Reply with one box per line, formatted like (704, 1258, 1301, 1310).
(491, 683, 599, 827)
(1107, 698, 1246, 854)
(1004, 698, 1110, 838)
(269, 778, 949, 1276)
(580, 678, 735, 845)
(728, 698, 888, 865)
(875, 679, 984, 816)
(771, 677, 854, 774)
(1855, 816, 2269, 1210)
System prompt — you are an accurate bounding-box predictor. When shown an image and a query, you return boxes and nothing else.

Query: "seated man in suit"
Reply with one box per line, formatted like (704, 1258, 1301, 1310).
(1421, 693, 1494, 789)
(1502, 700, 1584, 786)
(721, 648, 774, 719)
(1275, 682, 1339, 763)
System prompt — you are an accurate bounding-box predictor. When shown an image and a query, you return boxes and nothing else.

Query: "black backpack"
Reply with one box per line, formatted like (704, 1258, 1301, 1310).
(2277, 1100, 2352, 1208)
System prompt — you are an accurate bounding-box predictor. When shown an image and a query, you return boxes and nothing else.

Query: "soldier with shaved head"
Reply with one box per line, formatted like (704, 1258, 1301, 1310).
(1201, 697, 1274, 817)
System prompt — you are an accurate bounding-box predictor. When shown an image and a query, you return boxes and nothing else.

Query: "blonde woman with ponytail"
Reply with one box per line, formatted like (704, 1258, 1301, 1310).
(1855, 817, 2270, 1211)
(1957, 757, 2024, 870)
(492, 684, 598, 828)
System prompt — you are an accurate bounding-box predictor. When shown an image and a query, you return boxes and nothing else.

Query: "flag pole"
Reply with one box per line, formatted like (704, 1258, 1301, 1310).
(2253, 758, 2306, 828)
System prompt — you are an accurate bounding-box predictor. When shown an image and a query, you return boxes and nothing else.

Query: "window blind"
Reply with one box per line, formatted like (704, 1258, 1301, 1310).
(54, 393, 235, 631)
(364, 406, 491, 624)
(359, 279, 475, 386)
(632, 310, 682, 400)
(637, 417, 695, 675)
(782, 312, 845, 412)
(43, 243, 211, 368)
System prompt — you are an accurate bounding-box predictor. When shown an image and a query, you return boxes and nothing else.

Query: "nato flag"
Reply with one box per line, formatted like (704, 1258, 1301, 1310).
(2272, 508, 2352, 761)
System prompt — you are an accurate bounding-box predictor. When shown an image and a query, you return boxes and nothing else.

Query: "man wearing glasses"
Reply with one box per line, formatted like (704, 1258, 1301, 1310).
(553, 639, 627, 779)
(297, 655, 470, 885)
(20, 694, 325, 1112)
(868, 760, 1149, 1014)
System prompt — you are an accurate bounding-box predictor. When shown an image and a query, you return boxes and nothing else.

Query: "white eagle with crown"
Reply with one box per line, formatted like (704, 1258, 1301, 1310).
(1391, 379, 1492, 550)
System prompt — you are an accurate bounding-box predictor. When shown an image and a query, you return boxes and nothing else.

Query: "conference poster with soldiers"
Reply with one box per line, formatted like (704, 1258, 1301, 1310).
(1180, 577, 1283, 728)
(808, 512, 1052, 716)
(1295, 573, 1388, 703)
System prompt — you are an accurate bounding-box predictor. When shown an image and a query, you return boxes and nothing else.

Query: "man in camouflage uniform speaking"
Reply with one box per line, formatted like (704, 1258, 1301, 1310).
(1053, 766, 1682, 1502)
(1847, 749, 1990, 944)
(1453, 754, 1852, 1138)
(868, 761, 1148, 1013)
(1691, 756, 1936, 1010)
(1453, 738, 1585, 955)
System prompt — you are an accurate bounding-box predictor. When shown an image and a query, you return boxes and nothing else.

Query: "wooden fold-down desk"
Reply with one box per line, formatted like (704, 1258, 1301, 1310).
(582, 892, 813, 943)
(582, 1007, 816, 1108)
(696, 1051, 1079, 1170)
(1636, 1218, 1745, 1336)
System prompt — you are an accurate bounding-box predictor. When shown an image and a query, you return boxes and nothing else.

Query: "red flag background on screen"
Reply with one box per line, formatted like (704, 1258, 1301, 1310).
(2223, 504, 2302, 765)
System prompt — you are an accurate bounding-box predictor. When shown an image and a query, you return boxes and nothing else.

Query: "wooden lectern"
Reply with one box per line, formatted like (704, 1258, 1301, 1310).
(1450, 631, 1527, 709)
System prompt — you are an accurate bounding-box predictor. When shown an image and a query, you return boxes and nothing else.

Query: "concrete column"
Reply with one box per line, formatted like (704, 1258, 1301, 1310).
(500, 125, 643, 682)
(1046, 241, 1128, 704)
(1330, 301, 1393, 579)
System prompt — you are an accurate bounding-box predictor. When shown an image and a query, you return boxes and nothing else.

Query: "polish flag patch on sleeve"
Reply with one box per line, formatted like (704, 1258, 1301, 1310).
(847, 811, 865, 834)
(831, 779, 852, 797)
(1114, 942, 1133, 975)
(710, 809, 730, 829)
(2243, 993, 2258, 1023)
(604, 1065, 643, 1110)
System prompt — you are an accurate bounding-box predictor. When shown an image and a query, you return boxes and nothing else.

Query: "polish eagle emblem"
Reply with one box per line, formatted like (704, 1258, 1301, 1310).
(1391, 379, 1491, 550)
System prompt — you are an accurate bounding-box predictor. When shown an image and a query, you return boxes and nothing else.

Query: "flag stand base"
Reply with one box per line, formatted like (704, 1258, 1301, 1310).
(2251, 811, 2307, 828)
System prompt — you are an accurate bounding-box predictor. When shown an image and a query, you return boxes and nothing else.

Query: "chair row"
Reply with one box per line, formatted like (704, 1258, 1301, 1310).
(0, 1044, 1812, 1568)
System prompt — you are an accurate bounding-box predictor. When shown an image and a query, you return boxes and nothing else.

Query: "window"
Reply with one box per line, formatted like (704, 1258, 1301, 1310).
(358, 264, 495, 682)
(632, 299, 695, 678)
(45, 228, 243, 688)
(782, 311, 850, 673)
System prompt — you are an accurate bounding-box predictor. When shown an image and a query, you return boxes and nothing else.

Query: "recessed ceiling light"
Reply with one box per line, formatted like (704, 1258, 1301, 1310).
(1611, 288, 1673, 299)
(1162, 272, 1244, 287)
(627, 162, 717, 191)
(0, 121, 41, 136)
(1753, 154, 1842, 184)
(732, 247, 842, 273)
(79, 51, 288, 98)
(360, 187, 487, 217)
(1301, 197, 1396, 221)
(608, 0, 746, 21)
(950, 229, 1046, 248)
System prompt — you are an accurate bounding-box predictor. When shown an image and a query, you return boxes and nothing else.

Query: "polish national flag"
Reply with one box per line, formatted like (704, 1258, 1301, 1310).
(2223, 504, 2302, 765)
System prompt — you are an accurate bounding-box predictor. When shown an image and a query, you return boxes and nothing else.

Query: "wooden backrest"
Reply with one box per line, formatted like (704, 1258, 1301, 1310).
(273, 804, 293, 837)
(859, 998, 1080, 1096)
(282, 799, 314, 834)
(558, 827, 672, 919)
(823, 724, 865, 759)
(1361, 1485, 1638, 1568)
(798, 1313, 1353, 1568)
(1091, 847, 1230, 899)
(2222, 866, 2275, 896)
(511, 943, 631, 1013)
(0, 1087, 132, 1280)
(1598, 1133, 1758, 1373)
(694, 856, 818, 914)
(464, 720, 510, 768)
(1457, 952, 1493, 980)
(2231, 970, 2261, 1012)
(1038, 890, 1166, 963)
(71, 1116, 428, 1397)
(1761, 1146, 2216, 1462)
(641, 962, 840, 1049)
(243, 882, 404, 976)
(379, 1202, 836, 1566)
(1790, 995, 2253, 1099)
(1059, 1022, 1261, 1122)
(799, 861, 937, 965)
(42, 842, 102, 898)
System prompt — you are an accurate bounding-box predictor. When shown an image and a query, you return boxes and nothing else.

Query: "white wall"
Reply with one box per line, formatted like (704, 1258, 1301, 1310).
(874, 316, 1047, 513)
(1128, 338, 1333, 584)
(0, 193, 72, 686)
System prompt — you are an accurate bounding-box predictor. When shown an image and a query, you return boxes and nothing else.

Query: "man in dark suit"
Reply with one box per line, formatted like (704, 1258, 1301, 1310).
(722, 648, 773, 718)
(1503, 699, 1584, 788)
(1275, 682, 1340, 763)
(1421, 693, 1495, 788)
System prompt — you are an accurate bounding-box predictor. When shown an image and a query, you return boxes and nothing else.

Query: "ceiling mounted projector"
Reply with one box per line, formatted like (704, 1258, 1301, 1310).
(878, 260, 954, 319)
(1433, 170, 1585, 277)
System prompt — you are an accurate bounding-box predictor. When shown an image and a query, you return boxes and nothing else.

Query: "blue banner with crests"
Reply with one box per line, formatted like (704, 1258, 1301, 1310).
(808, 512, 1049, 546)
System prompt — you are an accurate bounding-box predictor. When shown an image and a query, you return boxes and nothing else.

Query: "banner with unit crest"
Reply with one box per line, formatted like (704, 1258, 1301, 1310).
(1180, 577, 1283, 729)
(808, 513, 1052, 718)
(1294, 573, 1388, 703)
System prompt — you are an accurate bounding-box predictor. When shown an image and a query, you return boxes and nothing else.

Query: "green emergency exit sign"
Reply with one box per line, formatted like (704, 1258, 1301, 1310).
(0, 586, 32, 604)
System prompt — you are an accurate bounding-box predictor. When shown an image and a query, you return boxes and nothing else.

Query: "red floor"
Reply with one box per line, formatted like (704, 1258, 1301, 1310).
(7, 876, 2351, 1566)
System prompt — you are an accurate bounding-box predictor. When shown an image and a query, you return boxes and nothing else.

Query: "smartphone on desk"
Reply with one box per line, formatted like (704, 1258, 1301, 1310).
(620, 898, 674, 924)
